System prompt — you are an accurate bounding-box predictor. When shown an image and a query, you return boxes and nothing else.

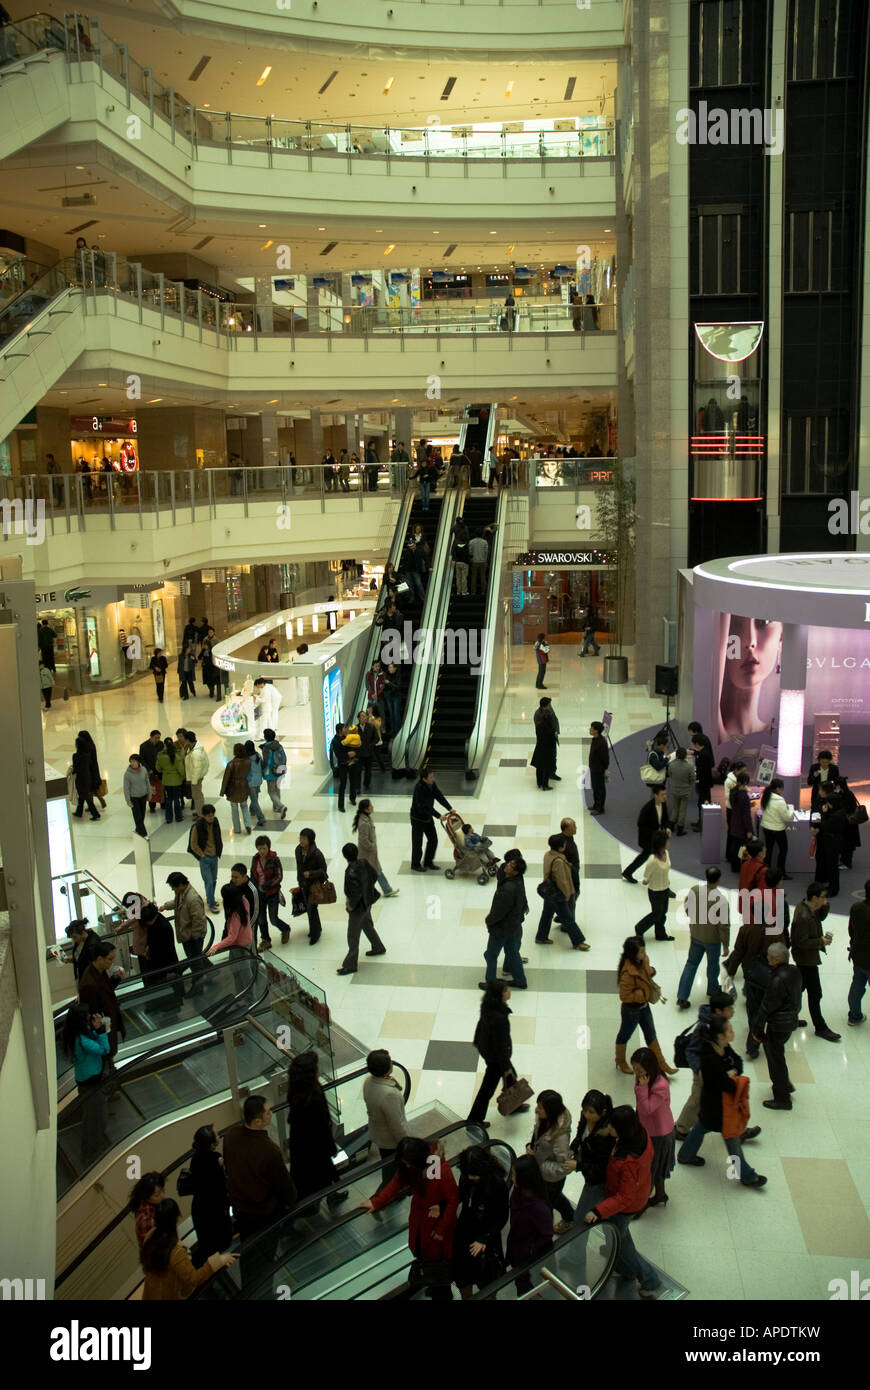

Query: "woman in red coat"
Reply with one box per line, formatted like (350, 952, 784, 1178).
(360, 1136, 458, 1299)
(583, 1105, 662, 1298)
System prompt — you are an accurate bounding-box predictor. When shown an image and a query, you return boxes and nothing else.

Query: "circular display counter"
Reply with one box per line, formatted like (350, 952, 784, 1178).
(211, 680, 283, 761)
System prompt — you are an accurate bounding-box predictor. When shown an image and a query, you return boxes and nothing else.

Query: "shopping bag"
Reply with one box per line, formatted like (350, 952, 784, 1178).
(496, 1076, 534, 1116)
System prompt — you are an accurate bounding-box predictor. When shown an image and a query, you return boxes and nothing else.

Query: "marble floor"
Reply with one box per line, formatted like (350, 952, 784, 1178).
(42, 643, 870, 1301)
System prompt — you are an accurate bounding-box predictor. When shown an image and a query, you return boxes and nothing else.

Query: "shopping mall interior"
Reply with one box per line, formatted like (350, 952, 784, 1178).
(0, 0, 869, 1340)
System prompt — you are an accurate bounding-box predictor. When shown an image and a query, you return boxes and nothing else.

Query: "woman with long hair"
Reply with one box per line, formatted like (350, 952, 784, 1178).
(71, 735, 100, 820)
(77, 728, 105, 807)
(467, 979, 526, 1128)
(759, 777, 795, 878)
(353, 798, 399, 898)
(141, 1198, 235, 1299)
(360, 1135, 459, 1300)
(506, 1154, 553, 1294)
(453, 1145, 509, 1299)
(527, 1089, 574, 1233)
(677, 1015, 766, 1188)
(295, 826, 328, 945)
(287, 1051, 346, 1207)
(582, 1105, 662, 1298)
(634, 829, 675, 942)
(62, 1000, 111, 1165)
(630, 1046, 675, 1207)
(563, 1089, 615, 1223)
(129, 1171, 166, 1249)
(615, 936, 676, 1076)
(187, 1123, 232, 1267)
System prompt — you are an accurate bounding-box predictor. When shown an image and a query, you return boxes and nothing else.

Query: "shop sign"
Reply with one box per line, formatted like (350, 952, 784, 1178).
(516, 549, 617, 567)
(70, 416, 138, 434)
(35, 591, 58, 605)
(124, 593, 152, 608)
(322, 655, 337, 672)
(214, 656, 236, 672)
(64, 587, 92, 603)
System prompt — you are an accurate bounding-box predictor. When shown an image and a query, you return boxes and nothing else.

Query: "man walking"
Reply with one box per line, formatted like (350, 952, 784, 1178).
(260, 729, 288, 818)
(751, 942, 803, 1110)
(409, 769, 452, 872)
(468, 530, 490, 596)
(535, 834, 589, 949)
(251, 835, 290, 947)
(337, 843, 386, 975)
(479, 856, 528, 989)
(188, 803, 223, 912)
(587, 720, 609, 815)
(223, 1095, 297, 1276)
(791, 883, 841, 1042)
(163, 871, 209, 987)
(184, 730, 210, 818)
(138, 728, 163, 815)
(622, 787, 671, 883)
(676, 867, 730, 1007)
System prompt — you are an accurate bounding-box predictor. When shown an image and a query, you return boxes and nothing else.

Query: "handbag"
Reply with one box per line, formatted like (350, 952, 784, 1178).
(648, 980, 662, 1005)
(97, 776, 109, 797)
(496, 1075, 534, 1116)
(291, 887, 307, 918)
(408, 1258, 454, 1292)
(536, 877, 560, 902)
(854, 805, 869, 825)
(308, 879, 337, 906)
(640, 763, 666, 785)
(176, 1168, 194, 1197)
(721, 1074, 751, 1140)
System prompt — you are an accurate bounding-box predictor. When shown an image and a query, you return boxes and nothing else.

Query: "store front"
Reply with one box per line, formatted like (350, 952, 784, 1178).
(69, 415, 140, 482)
(36, 582, 171, 695)
(511, 548, 618, 646)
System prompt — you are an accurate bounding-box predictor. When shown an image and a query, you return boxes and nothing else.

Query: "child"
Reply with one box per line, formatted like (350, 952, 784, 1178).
(630, 1046, 675, 1208)
(39, 659, 54, 710)
(460, 822, 491, 853)
(346, 748, 362, 807)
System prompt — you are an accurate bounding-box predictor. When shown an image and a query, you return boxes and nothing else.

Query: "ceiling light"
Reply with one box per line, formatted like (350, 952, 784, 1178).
(98, 382, 108, 387)
(267, 399, 279, 404)
(383, 77, 395, 94)
(318, 226, 326, 231)
(261, 240, 274, 250)
(384, 244, 395, 254)
(505, 80, 514, 97)
(258, 224, 266, 228)
(148, 397, 163, 403)
(202, 102, 211, 109)
(257, 66, 272, 86)
(489, 231, 497, 235)
(441, 77, 457, 101)
(75, 165, 85, 171)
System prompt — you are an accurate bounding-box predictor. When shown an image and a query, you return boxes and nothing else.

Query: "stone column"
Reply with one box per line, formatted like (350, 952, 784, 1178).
(294, 411, 324, 484)
(775, 623, 809, 808)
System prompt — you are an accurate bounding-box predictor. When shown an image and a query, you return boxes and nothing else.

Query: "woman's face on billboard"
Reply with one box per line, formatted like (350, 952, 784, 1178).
(724, 617, 782, 690)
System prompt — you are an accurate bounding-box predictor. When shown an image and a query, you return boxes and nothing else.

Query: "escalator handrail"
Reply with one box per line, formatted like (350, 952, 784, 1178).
(52, 925, 223, 1026)
(351, 480, 417, 723)
(55, 1056, 412, 1289)
(210, 1117, 480, 1301)
(467, 1211, 621, 1301)
(396, 487, 460, 770)
(464, 484, 511, 775)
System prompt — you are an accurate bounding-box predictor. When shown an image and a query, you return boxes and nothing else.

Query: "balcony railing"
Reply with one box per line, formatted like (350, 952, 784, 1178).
(0, 14, 614, 165)
(0, 253, 617, 354)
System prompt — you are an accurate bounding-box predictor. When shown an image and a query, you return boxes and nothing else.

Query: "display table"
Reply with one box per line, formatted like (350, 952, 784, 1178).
(211, 682, 283, 759)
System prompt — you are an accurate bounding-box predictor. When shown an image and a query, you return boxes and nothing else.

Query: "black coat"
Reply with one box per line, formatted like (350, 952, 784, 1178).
(138, 738, 162, 775)
(72, 928, 102, 982)
(849, 900, 870, 971)
(189, 1149, 232, 1263)
(589, 733, 610, 775)
(410, 780, 452, 824)
(453, 1175, 509, 1287)
(530, 712, 558, 776)
(141, 911, 179, 978)
(752, 962, 802, 1036)
(637, 798, 671, 851)
(698, 1040, 743, 1133)
(330, 732, 348, 769)
(296, 843, 327, 893)
(344, 859, 377, 911)
(693, 747, 715, 796)
(569, 1115, 615, 1187)
(485, 875, 525, 938)
(807, 762, 840, 810)
(473, 999, 513, 1073)
(288, 1085, 337, 1199)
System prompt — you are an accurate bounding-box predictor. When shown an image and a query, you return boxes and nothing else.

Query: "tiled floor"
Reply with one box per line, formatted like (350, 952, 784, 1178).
(44, 642, 870, 1300)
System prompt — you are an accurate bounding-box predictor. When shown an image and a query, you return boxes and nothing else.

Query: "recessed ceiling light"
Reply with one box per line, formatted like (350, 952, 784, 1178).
(148, 397, 163, 403)
(257, 66, 272, 86)
(75, 165, 85, 171)
(383, 77, 395, 94)
(505, 81, 514, 97)
(384, 244, 395, 254)
(489, 231, 497, 235)
(98, 382, 108, 386)
(258, 224, 266, 228)
(267, 399, 279, 404)
(261, 240, 274, 250)
(318, 226, 326, 231)
(202, 102, 211, 109)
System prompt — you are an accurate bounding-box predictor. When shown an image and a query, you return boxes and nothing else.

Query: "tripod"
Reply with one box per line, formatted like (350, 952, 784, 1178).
(660, 691, 680, 752)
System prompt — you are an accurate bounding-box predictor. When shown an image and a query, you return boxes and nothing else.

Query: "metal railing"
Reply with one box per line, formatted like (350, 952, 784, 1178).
(1, 14, 614, 166)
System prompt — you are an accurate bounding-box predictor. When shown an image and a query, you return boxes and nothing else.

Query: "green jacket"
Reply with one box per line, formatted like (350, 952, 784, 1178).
(156, 749, 186, 787)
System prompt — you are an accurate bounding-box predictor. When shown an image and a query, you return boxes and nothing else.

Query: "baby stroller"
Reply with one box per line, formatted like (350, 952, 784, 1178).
(441, 810, 500, 885)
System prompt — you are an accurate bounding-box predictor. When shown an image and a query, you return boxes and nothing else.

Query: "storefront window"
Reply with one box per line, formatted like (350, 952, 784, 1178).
(511, 569, 616, 643)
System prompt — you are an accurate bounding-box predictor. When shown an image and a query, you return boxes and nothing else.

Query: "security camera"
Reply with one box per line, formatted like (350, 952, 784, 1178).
(411, 186, 417, 193)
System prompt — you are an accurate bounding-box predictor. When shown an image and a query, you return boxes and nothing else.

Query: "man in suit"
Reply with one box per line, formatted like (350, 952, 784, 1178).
(622, 787, 671, 883)
(587, 720, 610, 814)
(807, 750, 840, 813)
(690, 735, 715, 831)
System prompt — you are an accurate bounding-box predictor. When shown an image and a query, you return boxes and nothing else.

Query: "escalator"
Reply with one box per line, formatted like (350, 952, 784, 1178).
(55, 1056, 414, 1300)
(423, 492, 498, 774)
(461, 402, 497, 473)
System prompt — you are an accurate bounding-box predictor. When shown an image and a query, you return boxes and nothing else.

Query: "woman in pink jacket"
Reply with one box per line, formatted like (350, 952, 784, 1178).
(207, 882, 254, 994)
(631, 1046, 675, 1208)
(583, 1105, 662, 1298)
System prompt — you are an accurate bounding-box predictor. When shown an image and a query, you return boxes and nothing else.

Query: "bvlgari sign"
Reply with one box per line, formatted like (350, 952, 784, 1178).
(516, 548, 617, 567)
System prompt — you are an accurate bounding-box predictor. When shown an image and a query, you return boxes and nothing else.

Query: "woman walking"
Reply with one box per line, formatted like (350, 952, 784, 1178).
(530, 697, 558, 791)
(615, 936, 677, 1076)
(242, 739, 266, 828)
(250, 834, 290, 947)
(295, 827, 328, 945)
(354, 799, 399, 898)
(533, 632, 549, 689)
(631, 1046, 675, 1207)
(141, 1198, 235, 1298)
(156, 736, 185, 824)
(71, 735, 101, 820)
(220, 742, 252, 835)
(453, 1145, 509, 1299)
(728, 771, 754, 871)
(123, 754, 152, 837)
(467, 980, 526, 1128)
(186, 1123, 232, 1268)
(634, 829, 675, 941)
(582, 1106, 662, 1298)
(527, 1090, 574, 1233)
(563, 1090, 615, 1223)
(78, 728, 106, 808)
(287, 1051, 347, 1210)
(760, 778, 795, 878)
(149, 648, 168, 703)
(677, 1015, 766, 1187)
(62, 1001, 111, 1165)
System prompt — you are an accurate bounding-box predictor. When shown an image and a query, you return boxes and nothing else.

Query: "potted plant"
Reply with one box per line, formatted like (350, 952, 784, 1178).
(595, 462, 636, 684)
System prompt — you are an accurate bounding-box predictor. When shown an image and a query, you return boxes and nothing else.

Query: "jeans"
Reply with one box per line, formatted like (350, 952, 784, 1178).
(420, 479, 431, 509)
(635, 888, 670, 939)
(677, 940, 721, 1001)
(580, 630, 600, 655)
(798, 963, 829, 1031)
(470, 561, 487, 595)
(484, 930, 527, 988)
(257, 894, 289, 942)
(248, 786, 265, 824)
(164, 785, 184, 822)
(615, 1003, 656, 1047)
(606, 1212, 661, 1291)
(545, 1178, 574, 1224)
(199, 854, 218, 906)
(536, 893, 584, 946)
(406, 570, 426, 604)
(230, 800, 251, 833)
(265, 779, 285, 812)
(678, 1125, 759, 1184)
(130, 796, 148, 834)
(385, 694, 402, 735)
(848, 965, 870, 1022)
(375, 869, 394, 896)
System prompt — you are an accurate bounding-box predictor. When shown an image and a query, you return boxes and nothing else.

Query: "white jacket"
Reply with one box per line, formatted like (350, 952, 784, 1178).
(760, 793, 794, 832)
(185, 743, 210, 783)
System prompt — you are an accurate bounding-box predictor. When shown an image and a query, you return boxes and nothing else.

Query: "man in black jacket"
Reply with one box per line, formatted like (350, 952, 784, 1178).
(223, 1095, 297, 1277)
(480, 857, 528, 991)
(587, 721, 610, 814)
(751, 941, 804, 1109)
(138, 728, 163, 814)
(337, 843, 385, 975)
(409, 769, 452, 871)
(622, 787, 671, 883)
(690, 735, 715, 830)
(791, 883, 840, 1042)
(331, 722, 349, 812)
(847, 879, 870, 1025)
(807, 750, 840, 813)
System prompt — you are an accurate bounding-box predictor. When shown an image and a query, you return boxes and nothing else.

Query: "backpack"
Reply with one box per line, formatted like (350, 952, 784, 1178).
(266, 740, 287, 777)
(673, 1022, 697, 1069)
